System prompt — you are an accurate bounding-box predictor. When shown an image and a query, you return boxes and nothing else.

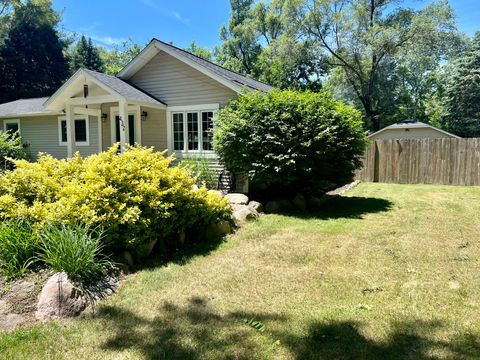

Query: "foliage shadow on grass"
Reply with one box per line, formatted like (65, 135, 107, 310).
(131, 232, 228, 273)
(95, 296, 286, 360)
(277, 319, 480, 360)
(281, 195, 393, 220)
(95, 299, 480, 360)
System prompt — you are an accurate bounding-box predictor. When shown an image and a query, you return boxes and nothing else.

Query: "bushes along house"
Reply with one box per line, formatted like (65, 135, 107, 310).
(214, 89, 367, 197)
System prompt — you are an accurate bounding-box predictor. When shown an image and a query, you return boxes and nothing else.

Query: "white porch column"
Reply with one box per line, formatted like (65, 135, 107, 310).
(66, 104, 76, 157)
(118, 99, 128, 153)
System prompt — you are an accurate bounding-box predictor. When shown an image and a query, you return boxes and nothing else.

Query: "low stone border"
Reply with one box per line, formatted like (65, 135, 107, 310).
(325, 180, 361, 196)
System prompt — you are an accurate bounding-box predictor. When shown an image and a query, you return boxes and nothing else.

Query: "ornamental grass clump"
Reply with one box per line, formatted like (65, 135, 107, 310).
(0, 146, 230, 256)
(0, 219, 38, 280)
(38, 223, 111, 283)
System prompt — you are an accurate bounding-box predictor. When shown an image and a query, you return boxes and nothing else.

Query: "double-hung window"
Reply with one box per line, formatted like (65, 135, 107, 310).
(172, 109, 216, 153)
(3, 119, 20, 138)
(58, 116, 90, 146)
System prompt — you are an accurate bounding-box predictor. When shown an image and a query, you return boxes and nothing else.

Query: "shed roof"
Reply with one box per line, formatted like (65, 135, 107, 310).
(368, 121, 461, 139)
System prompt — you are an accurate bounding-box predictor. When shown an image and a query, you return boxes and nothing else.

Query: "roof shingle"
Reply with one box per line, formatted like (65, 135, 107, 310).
(83, 69, 166, 106)
(0, 97, 52, 117)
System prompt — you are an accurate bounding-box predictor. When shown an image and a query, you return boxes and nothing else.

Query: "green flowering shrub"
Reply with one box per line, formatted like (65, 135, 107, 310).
(214, 89, 367, 196)
(0, 130, 30, 170)
(0, 146, 230, 254)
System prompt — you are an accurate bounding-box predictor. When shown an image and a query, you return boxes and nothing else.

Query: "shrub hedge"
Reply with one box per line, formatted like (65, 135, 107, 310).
(0, 146, 230, 255)
(0, 130, 30, 170)
(214, 90, 367, 196)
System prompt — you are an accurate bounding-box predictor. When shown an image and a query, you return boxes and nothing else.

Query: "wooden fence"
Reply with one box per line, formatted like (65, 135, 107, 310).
(355, 138, 480, 185)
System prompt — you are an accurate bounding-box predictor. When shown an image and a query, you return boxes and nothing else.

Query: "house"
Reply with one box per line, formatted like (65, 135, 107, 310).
(368, 120, 460, 140)
(0, 38, 272, 161)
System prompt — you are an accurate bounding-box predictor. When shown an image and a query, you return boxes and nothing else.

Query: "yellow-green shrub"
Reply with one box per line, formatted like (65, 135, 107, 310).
(0, 146, 230, 253)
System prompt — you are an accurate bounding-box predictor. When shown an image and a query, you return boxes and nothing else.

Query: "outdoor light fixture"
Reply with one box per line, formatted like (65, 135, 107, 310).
(101, 113, 108, 122)
(83, 83, 89, 109)
(141, 111, 148, 122)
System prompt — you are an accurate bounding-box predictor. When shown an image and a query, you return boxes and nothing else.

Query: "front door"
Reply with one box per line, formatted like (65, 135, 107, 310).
(115, 114, 135, 146)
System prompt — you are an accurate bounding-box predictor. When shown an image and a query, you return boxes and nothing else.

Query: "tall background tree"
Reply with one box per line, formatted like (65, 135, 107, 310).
(214, 0, 463, 131)
(439, 33, 480, 137)
(69, 35, 104, 73)
(0, 0, 69, 103)
(98, 39, 141, 75)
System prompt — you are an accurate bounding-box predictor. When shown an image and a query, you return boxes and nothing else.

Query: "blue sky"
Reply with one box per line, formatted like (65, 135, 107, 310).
(53, 0, 480, 49)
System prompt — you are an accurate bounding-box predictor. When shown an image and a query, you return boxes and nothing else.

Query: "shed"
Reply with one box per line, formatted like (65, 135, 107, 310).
(368, 120, 460, 140)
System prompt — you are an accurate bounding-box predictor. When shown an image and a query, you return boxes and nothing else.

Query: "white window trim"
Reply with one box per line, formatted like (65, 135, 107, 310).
(58, 116, 90, 146)
(167, 104, 219, 158)
(3, 119, 21, 135)
(110, 105, 141, 146)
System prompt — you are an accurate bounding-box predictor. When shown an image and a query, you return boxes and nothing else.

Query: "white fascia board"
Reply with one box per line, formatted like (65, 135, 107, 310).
(117, 41, 158, 79)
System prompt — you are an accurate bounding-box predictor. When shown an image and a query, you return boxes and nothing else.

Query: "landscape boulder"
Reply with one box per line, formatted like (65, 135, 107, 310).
(248, 201, 264, 213)
(206, 220, 233, 239)
(232, 205, 259, 226)
(292, 194, 307, 211)
(225, 193, 249, 205)
(265, 200, 281, 213)
(35, 272, 88, 320)
(307, 195, 324, 209)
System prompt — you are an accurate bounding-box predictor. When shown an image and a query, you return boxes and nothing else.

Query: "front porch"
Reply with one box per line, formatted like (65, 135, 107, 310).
(44, 68, 168, 157)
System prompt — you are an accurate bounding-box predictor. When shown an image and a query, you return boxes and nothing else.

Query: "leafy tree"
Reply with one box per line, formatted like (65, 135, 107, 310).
(214, 89, 367, 197)
(184, 41, 212, 61)
(0, 0, 18, 44)
(215, 0, 262, 76)
(440, 33, 480, 137)
(257, 36, 323, 91)
(69, 35, 104, 73)
(287, 0, 459, 130)
(217, 0, 325, 90)
(0, 0, 69, 103)
(99, 38, 141, 75)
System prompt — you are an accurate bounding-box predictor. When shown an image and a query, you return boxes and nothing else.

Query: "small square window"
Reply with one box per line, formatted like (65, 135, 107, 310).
(3, 120, 20, 138)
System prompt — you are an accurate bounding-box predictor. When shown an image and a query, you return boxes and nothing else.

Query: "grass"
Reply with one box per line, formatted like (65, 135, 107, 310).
(1, 183, 480, 359)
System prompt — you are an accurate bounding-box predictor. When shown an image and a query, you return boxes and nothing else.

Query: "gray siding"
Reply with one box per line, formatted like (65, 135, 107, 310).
(141, 107, 167, 151)
(1, 115, 99, 159)
(129, 51, 238, 106)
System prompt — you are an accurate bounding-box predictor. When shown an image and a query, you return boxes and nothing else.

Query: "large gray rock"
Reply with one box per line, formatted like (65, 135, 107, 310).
(265, 201, 280, 213)
(225, 193, 249, 205)
(0, 313, 26, 331)
(307, 195, 324, 209)
(206, 220, 233, 239)
(248, 201, 264, 213)
(35, 272, 88, 321)
(292, 194, 307, 211)
(232, 205, 259, 226)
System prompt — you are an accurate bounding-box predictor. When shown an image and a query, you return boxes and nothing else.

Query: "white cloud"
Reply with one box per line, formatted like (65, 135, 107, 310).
(90, 35, 128, 47)
(139, 0, 190, 24)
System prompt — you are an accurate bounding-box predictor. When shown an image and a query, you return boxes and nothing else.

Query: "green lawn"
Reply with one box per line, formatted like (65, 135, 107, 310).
(1, 183, 480, 359)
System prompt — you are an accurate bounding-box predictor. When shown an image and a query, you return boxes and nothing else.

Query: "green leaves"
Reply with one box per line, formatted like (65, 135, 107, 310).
(214, 89, 367, 197)
(0, 219, 38, 280)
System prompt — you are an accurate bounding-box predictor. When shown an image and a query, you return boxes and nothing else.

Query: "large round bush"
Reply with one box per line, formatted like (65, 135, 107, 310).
(0, 146, 230, 254)
(214, 90, 367, 196)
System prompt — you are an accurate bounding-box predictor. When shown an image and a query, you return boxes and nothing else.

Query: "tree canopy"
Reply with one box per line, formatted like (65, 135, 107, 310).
(439, 33, 480, 137)
(0, 0, 69, 103)
(69, 35, 104, 73)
